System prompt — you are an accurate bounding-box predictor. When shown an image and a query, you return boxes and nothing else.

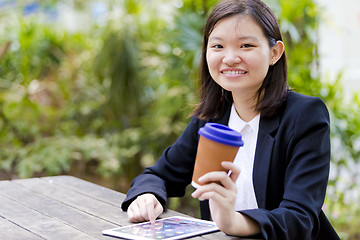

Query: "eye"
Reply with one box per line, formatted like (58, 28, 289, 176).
(241, 44, 254, 48)
(211, 44, 223, 49)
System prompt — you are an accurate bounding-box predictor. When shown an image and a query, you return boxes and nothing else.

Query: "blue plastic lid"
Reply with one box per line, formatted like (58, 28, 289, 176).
(198, 123, 244, 147)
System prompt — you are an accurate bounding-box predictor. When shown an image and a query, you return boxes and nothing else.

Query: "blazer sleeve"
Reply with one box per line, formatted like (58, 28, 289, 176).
(121, 116, 204, 211)
(241, 97, 332, 240)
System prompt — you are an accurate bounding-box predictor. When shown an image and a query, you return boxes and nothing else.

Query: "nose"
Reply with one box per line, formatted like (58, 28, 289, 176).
(222, 50, 241, 66)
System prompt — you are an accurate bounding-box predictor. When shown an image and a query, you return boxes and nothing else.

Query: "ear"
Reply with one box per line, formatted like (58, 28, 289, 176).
(269, 40, 284, 66)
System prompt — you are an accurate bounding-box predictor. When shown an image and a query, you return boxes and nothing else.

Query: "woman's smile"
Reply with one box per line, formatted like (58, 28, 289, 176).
(220, 68, 248, 77)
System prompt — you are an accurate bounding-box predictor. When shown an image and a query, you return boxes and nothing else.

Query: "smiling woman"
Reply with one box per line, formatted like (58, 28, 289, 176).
(121, 0, 339, 239)
(205, 15, 284, 121)
(194, 0, 288, 121)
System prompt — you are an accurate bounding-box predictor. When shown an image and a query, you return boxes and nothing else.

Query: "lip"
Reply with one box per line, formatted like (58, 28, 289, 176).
(220, 68, 247, 76)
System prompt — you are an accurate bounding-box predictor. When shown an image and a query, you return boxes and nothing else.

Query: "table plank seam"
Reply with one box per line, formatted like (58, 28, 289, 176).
(0, 193, 49, 239)
(1, 216, 47, 239)
(11, 179, 125, 227)
(39, 176, 123, 207)
(1, 182, 106, 239)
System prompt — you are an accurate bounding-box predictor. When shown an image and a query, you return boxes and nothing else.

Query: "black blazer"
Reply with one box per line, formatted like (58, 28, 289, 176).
(122, 91, 339, 240)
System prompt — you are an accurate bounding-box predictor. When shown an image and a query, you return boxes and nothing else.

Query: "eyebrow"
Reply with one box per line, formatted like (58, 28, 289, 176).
(208, 36, 259, 42)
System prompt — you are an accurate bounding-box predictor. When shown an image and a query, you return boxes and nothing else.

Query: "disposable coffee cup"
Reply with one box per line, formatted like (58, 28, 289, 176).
(191, 123, 244, 188)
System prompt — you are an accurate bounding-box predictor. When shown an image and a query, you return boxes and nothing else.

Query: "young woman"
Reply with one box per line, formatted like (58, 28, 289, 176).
(121, 0, 339, 239)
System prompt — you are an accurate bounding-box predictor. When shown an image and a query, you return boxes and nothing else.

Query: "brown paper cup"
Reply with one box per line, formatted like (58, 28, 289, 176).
(191, 135, 240, 188)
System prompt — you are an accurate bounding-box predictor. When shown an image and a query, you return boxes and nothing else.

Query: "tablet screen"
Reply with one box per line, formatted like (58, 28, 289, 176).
(102, 216, 219, 240)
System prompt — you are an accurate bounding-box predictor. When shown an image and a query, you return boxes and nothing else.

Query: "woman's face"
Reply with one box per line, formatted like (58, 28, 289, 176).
(206, 15, 276, 98)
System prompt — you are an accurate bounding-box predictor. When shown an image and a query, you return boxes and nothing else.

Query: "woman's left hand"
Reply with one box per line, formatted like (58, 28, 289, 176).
(191, 161, 240, 233)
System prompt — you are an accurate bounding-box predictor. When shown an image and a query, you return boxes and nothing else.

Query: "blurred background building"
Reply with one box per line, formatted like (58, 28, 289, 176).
(318, 0, 360, 97)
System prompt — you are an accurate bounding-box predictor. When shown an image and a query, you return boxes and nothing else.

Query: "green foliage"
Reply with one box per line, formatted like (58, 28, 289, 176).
(1, 17, 65, 85)
(94, 29, 143, 128)
(0, 135, 120, 178)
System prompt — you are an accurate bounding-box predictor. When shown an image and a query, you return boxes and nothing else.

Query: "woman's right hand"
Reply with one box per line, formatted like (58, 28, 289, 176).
(127, 193, 163, 224)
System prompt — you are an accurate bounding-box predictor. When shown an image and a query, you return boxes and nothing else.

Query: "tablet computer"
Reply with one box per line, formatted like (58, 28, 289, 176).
(102, 216, 219, 240)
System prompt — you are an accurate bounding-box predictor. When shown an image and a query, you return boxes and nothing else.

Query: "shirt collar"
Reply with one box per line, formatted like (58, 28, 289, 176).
(229, 104, 260, 134)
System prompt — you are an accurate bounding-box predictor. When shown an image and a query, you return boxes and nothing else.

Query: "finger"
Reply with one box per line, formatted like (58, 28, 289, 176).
(197, 189, 223, 202)
(154, 202, 163, 219)
(221, 161, 240, 183)
(198, 171, 235, 190)
(146, 197, 156, 224)
(127, 207, 134, 220)
(138, 198, 151, 222)
(195, 182, 237, 205)
(128, 201, 144, 222)
(192, 181, 227, 200)
(194, 182, 233, 202)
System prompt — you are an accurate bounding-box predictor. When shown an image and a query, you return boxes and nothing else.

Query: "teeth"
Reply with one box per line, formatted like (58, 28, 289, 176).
(222, 70, 246, 74)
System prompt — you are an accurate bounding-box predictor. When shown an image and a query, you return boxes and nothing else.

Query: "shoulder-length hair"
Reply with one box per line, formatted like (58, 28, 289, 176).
(193, 0, 289, 120)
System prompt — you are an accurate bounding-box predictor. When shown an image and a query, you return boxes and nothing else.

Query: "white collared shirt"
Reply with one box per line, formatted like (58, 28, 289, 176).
(228, 104, 260, 211)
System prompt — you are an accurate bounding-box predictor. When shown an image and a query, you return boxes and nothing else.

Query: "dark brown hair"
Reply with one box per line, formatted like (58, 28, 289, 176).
(193, 0, 288, 119)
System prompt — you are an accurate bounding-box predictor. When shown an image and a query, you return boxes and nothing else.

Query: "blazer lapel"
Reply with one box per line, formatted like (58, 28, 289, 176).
(253, 115, 279, 208)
